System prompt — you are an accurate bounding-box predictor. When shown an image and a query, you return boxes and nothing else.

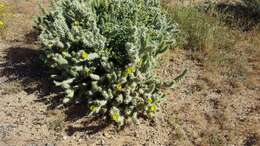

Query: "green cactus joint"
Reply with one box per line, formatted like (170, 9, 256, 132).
(59, 48, 66, 52)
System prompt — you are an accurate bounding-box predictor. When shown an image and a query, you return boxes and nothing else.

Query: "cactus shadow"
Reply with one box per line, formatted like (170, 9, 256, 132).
(0, 44, 111, 134)
(65, 115, 111, 135)
(64, 104, 112, 135)
(0, 45, 60, 105)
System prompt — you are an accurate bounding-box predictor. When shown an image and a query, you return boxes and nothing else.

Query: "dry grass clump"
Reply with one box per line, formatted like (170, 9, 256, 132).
(164, 3, 256, 87)
(162, 4, 260, 145)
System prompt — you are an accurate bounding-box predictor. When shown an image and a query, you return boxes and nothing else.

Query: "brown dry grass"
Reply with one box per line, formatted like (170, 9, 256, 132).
(161, 1, 260, 145)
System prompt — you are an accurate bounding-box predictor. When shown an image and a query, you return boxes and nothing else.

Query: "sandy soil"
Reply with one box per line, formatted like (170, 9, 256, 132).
(0, 0, 259, 146)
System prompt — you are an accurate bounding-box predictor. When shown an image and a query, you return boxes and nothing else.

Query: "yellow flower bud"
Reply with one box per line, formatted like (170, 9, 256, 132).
(81, 52, 89, 60)
(90, 105, 97, 112)
(147, 97, 153, 104)
(127, 66, 135, 74)
(115, 83, 122, 91)
(73, 21, 80, 26)
(123, 66, 135, 77)
(112, 113, 120, 122)
(150, 105, 157, 112)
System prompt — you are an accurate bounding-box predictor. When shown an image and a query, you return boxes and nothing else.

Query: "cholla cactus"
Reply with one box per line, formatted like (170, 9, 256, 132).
(36, 0, 183, 126)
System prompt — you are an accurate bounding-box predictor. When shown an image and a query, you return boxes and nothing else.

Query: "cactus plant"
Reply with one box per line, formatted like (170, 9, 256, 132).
(36, 0, 183, 126)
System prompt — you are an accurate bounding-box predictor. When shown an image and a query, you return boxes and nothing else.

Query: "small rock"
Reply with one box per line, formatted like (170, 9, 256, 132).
(63, 136, 68, 140)
(134, 131, 139, 138)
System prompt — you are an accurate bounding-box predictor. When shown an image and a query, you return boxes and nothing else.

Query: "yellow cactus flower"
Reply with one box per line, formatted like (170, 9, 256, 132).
(127, 66, 135, 74)
(81, 52, 89, 60)
(112, 113, 120, 122)
(150, 105, 157, 112)
(0, 21, 4, 28)
(115, 83, 122, 91)
(73, 21, 80, 26)
(147, 97, 153, 104)
(90, 105, 97, 112)
(123, 66, 135, 77)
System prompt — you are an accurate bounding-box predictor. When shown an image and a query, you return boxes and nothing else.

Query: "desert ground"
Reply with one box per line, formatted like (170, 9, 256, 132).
(0, 0, 259, 146)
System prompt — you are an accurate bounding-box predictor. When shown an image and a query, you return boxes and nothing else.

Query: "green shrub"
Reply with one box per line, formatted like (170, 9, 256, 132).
(36, 0, 182, 126)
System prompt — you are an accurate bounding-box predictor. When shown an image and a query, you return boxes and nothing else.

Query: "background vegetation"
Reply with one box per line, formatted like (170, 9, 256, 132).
(164, 0, 259, 86)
